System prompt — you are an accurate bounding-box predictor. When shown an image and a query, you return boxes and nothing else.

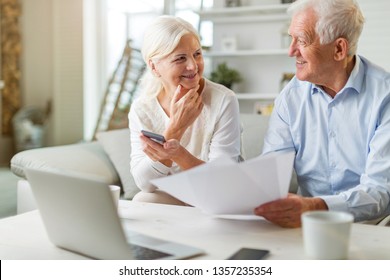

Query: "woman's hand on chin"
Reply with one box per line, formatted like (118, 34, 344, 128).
(166, 84, 203, 139)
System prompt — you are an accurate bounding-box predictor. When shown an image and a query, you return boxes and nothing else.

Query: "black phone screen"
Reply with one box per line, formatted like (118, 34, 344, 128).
(227, 248, 270, 260)
(141, 130, 166, 144)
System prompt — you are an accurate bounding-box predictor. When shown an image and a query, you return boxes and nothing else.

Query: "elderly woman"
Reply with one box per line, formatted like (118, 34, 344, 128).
(129, 16, 241, 205)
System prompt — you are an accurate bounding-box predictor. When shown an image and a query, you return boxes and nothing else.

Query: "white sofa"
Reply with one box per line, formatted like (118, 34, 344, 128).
(10, 113, 298, 213)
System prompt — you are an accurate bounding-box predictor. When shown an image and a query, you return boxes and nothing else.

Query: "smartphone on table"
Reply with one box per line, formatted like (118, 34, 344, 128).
(141, 130, 166, 144)
(227, 248, 270, 260)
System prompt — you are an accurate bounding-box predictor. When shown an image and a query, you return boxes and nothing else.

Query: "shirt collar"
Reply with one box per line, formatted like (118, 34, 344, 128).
(343, 55, 364, 94)
(311, 55, 364, 96)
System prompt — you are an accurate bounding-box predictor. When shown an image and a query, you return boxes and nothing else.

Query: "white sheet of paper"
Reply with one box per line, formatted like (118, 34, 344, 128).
(150, 150, 295, 216)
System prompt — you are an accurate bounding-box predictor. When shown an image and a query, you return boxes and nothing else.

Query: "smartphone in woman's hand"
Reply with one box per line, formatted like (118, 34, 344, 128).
(141, 130, 166, 144)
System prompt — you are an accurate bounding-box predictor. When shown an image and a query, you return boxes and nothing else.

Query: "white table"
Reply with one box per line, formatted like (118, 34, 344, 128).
(0, 200, 389, 260)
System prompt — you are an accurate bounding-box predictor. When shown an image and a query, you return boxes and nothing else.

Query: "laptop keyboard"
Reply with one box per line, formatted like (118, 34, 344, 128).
(129, 243, 172, 260)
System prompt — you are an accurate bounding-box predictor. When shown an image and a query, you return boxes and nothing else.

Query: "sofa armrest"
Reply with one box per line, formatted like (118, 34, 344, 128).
(10, 141, 119, 185)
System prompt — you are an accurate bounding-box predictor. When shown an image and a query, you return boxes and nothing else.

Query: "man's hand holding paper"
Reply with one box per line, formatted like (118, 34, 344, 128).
(151, 151, 295, 217)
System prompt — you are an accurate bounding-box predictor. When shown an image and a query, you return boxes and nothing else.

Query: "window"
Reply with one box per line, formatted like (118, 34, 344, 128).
(105, 0, 164, 76)
(105, 0, 213, 76)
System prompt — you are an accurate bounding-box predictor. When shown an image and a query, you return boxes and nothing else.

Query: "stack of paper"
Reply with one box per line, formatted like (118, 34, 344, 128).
(151, 150, 295, 216)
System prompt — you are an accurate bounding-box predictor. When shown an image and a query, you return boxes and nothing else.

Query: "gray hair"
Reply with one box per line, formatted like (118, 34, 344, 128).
(288, 0, 365, 55)
(140, 16, 201, 97)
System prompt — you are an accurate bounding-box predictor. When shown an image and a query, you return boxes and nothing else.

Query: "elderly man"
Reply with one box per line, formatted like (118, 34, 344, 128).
(255, 0, 390, 227)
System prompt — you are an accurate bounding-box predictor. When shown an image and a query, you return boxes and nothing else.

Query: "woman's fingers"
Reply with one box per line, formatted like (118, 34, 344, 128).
(172, 84, 183, 103)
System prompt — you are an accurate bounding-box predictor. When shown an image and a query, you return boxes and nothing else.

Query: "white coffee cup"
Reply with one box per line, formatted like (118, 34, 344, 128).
(109, 185, 121, 209)
(302, 210, 354, 259)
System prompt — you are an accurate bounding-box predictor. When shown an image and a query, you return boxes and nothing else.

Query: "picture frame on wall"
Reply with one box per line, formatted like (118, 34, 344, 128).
(221, 36, 237, 52)
(225, 0, 241, 7)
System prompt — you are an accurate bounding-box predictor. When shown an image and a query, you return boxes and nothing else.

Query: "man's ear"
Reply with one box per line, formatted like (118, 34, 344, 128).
(334, 38, 349, 61)
(149, 60, 161, 77)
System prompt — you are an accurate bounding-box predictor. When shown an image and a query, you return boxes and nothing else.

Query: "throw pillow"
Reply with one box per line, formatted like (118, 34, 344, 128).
(96, 129, 139, 199)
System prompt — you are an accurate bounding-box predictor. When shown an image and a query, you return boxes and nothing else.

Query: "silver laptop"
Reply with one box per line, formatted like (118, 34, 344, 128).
(24, 168, 204, 260)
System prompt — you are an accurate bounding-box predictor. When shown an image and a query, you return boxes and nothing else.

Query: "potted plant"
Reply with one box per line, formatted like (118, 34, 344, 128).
(209, 62, 242, 89)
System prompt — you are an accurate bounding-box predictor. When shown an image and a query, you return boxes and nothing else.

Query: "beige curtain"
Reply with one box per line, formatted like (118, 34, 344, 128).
(0, 0, 22, 136)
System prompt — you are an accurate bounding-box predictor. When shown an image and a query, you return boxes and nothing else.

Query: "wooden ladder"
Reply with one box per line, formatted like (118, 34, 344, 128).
(93, 40, 145, 138)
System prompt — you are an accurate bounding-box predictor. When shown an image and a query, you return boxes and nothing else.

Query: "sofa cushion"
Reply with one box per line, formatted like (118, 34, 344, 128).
(239, 113, 298, 192)
(96, 128, 139, 199)
(10, 142, 119, 183)
(240, 113, 270, 159)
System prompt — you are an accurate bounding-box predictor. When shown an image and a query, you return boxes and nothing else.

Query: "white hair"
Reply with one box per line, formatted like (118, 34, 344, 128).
(288, 0, 365, 55)
(140, 16, 201, 97)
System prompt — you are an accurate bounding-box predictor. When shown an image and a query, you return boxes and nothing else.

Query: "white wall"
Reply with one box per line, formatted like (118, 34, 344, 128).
(51, 0, 84, 145)
(21, 0, 53, 108)
(21, 0, 83, 147)
(357, 0, 390, 71)
(83, 0, 106, 141)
